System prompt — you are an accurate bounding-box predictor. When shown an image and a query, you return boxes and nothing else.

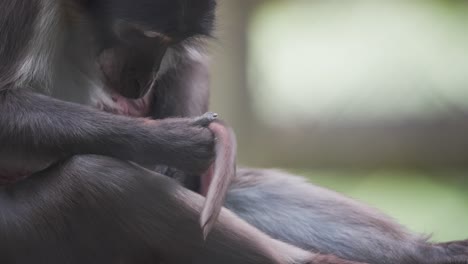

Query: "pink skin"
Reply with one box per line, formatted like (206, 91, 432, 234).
(200, 165, 214, 196)
(0, 170, 31, 185)
(97, 90, 154, 118)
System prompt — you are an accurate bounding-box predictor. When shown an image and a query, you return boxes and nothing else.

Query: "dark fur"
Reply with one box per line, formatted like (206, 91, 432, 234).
(1, 155, 361, 264)
(0, 89, 215, 181)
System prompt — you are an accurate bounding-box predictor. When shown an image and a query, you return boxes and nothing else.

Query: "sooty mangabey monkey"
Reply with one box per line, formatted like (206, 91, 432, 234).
(0, 0, 238, 236)
(0, 0, 467, 264)
(0, 0, 364, 264)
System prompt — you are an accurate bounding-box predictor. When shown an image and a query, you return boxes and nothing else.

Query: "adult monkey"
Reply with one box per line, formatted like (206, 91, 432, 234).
(2, 0, 238, 235)
(0, 0, 363, 264)
(0, 1, 466, 264)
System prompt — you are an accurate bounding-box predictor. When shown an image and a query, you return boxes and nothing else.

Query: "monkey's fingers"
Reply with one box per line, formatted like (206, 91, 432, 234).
(193, 112, 218, 127)
(199, 122, 237, 239)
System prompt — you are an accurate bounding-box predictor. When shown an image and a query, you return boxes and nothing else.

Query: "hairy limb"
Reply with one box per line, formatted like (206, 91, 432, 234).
(0, 155, 362, 264)
(0, 89, 215, 177)
(151, 52, 211, 119)
(225, 168, 468, 264)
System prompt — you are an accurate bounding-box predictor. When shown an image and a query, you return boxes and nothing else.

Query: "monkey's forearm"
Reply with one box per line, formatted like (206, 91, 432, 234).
(0, 89, 214, 174)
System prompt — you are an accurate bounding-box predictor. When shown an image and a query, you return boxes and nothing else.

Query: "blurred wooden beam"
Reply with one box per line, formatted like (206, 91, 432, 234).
(239, 116, 468, 169)
(210, 1, 468, 169)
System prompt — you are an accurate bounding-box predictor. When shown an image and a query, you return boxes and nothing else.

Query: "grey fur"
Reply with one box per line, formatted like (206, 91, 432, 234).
(226, 168, 468, 264)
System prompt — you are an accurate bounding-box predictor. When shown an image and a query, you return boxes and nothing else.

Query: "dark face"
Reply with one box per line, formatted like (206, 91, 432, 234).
(85, 0, 216, 99)
(97, 0, 216, 38)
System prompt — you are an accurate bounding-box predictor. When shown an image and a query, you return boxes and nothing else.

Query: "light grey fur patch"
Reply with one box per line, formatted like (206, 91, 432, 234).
(159, 42, 209, 77)
(158, 48, 179, 76)
(185, 45, 209, 64)
(15, 0, 65, 92)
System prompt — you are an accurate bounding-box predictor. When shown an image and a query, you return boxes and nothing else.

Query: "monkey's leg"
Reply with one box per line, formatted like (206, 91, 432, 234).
(225, 168, 468, 264)
(0, 155, 362, 264)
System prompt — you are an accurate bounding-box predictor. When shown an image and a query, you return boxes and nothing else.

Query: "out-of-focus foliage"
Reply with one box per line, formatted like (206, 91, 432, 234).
(248, 1, 468, 124)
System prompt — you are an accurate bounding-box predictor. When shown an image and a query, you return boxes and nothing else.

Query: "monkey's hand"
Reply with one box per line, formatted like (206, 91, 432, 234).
(144, 112, 218, 174)
(149, 113, 238, 238)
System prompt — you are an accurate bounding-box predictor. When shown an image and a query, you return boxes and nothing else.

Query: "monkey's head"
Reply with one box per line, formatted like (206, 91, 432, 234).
(82, 0, 216, 99)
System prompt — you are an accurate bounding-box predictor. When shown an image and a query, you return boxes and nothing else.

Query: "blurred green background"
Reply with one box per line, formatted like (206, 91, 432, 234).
(209, 0, 468, 241)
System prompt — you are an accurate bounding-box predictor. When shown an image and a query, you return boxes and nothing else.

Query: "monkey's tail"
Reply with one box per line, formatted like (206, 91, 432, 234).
(199, 121, 237, 239)
(405, 239, 468, 264)
(428, 240, 468, 264)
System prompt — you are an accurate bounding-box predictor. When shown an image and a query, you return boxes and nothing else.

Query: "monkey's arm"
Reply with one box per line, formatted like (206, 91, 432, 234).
(150, 55, 215, 190)
(151, 50, 210, 119)
(0, 89, 215, 175)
